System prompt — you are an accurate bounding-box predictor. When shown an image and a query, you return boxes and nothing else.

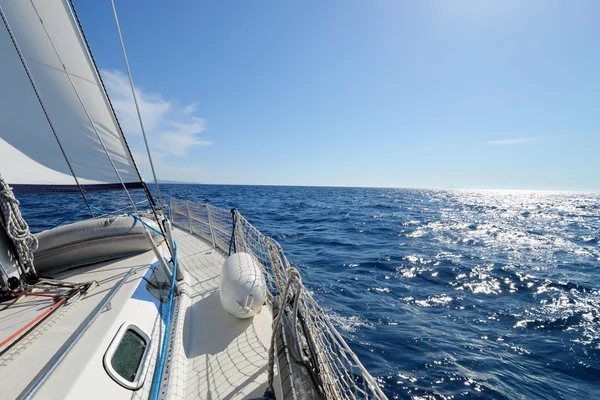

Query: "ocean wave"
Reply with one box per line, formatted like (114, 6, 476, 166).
(18, 185, 600, 399)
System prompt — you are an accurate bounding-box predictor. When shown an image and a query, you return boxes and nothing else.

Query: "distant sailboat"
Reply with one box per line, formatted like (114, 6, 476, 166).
(0, 1, 386, 399)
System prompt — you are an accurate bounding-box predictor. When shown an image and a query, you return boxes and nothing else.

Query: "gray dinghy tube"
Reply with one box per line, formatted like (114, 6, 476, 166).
(33, 215, 163, 274)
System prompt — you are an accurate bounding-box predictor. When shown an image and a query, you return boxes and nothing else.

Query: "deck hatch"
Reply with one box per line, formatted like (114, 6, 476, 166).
(104, 323, 151, 390)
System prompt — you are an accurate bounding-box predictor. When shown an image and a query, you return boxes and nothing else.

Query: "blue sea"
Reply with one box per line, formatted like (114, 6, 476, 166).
(19, 185, 600, 399)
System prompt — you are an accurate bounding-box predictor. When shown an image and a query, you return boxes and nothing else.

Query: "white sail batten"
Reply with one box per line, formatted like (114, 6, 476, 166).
(0, 0, 142, 192)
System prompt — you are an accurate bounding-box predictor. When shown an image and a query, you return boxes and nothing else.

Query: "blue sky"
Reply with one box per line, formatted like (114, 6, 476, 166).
(75, 0, 600, 191)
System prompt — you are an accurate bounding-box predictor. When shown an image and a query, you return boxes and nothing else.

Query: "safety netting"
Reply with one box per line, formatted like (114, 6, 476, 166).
(169, 198, 387, 400)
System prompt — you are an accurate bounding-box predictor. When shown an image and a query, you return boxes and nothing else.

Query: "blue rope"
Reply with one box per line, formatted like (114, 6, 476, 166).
(131, 214, 164, 237)
(151, 240, 177, 400)
(91, 202, 178, 398)
(89, 204, 165, 237)
(88, 203, 121, 215)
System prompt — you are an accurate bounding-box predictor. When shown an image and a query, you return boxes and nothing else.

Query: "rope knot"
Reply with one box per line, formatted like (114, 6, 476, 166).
(285, 267, 302, 285)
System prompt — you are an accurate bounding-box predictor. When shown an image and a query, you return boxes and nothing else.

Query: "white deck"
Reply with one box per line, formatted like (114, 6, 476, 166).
(0, 225, 272, 399)
(0, 250, 159, 400)
(167, 227, 272, 399)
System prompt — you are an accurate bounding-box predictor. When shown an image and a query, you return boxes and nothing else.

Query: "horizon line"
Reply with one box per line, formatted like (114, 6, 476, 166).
(155, 181, 599, 193)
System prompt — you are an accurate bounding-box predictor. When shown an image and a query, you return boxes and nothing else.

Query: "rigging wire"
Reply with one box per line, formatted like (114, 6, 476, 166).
(29, 0, 178, 290)
(66, 0, 173, 258)
(11, 4, 178, 396)
(67, 0, 161, 220)
(109, 0, 164, 209)
(28, 0, 160, 239)
(0, 4, 93, 217)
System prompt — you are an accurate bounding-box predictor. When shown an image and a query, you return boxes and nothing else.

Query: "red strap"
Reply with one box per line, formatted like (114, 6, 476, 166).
(0, 297, 67, 349)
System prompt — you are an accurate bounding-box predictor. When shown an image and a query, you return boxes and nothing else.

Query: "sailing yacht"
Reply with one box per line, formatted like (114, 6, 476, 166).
(0, 0, 386, 398)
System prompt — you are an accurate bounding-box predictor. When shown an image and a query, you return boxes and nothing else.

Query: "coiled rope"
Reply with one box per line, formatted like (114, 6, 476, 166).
(0, 175, 37, 276)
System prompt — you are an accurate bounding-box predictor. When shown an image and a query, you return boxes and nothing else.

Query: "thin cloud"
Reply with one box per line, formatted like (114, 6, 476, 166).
(484, 137, 539, 145)
(132, 151, 206, 183)
(102, 69, 212, 157)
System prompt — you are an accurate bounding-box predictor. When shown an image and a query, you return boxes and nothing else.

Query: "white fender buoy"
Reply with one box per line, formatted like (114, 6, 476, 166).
(220, 252, 266, 319)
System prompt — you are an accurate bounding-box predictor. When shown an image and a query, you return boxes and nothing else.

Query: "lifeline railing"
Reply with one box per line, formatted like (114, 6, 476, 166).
(169, 198, 387, 400)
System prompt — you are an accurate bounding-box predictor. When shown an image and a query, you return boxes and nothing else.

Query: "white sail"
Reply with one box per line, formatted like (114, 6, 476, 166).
(0, 0, 142, 192)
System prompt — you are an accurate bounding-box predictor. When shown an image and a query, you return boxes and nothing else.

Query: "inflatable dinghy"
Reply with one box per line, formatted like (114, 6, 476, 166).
(34, 215, 163, 273)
